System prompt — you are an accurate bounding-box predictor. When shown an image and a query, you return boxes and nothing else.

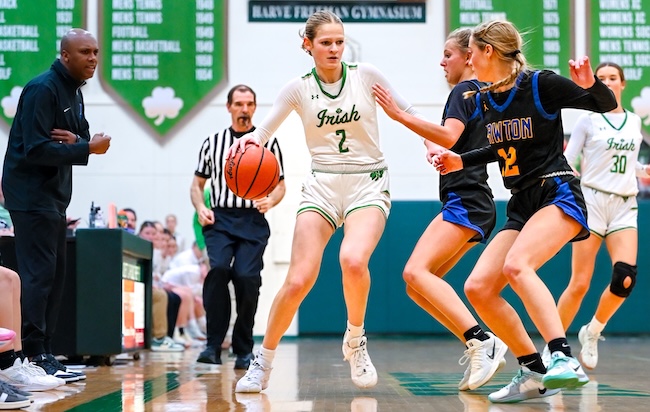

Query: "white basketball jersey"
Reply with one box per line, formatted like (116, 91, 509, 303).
(295, 63, 382, 166)
(250, 62, 420, 168)
(568, 111, 643, 196)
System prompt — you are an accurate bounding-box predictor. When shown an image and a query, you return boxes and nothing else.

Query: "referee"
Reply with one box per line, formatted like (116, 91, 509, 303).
(190, 84, 285, 369)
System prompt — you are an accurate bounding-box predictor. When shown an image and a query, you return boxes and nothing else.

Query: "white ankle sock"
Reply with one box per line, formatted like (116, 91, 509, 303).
(257, 346, 275, 368)
(588, 317, 606, 335)
(347, 321, 364, 338)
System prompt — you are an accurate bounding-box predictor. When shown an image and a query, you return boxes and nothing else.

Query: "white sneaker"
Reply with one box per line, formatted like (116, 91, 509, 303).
(465, 332, 508, 390)
(488, 366, 560, 403)
(235, 357, 272, 393)
(458, 355, 472, 391)
(151, 336, 185, 352)
(0, 358, 61, 392)
(541, 344, 551, 368)
(542, 351, 589, 389)
(458, 346, 507, 391)
(22, 359, 66, 386)
(342, 332, 378, 389)
(578, 324, 603, 370)
(186, 319, 207, 341)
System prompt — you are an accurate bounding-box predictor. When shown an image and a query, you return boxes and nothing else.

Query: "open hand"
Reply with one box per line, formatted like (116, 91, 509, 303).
(569, 56, 596, 89)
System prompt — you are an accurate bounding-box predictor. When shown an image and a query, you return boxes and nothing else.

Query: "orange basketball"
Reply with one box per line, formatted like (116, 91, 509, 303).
(225, 145, 280, 200)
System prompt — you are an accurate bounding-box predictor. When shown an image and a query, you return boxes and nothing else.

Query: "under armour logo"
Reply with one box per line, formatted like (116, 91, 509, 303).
(312, 94, 319, 99)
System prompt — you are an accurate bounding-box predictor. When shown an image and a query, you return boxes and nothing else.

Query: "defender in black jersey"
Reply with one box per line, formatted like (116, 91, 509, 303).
(435, 20, 616, 403)
(373, 28, 506, 392)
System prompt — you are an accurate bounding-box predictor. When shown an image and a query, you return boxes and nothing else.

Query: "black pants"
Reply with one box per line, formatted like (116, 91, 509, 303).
(203, 208, 269, 356)
(10, 211, 67, 356)
(166, 290, 181, 338)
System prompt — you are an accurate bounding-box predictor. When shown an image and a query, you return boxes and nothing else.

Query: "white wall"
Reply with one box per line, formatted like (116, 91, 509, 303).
(0, 0, 590, 336)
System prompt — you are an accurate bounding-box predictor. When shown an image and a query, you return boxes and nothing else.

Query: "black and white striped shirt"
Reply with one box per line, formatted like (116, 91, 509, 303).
(194, 127, 284, 209)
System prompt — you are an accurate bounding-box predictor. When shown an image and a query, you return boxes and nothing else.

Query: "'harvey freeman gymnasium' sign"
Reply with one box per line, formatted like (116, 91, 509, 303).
(248, 1, 426, 23)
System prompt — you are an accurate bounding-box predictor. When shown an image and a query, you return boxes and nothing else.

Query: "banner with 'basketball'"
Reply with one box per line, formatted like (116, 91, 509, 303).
(0, 0, 85, 128)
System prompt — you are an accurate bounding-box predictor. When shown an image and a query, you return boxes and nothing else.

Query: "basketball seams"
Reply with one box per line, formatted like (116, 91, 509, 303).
(225, 146, 280, 200)
(249, 157, 280, 200)
(241, 147, 266, 199)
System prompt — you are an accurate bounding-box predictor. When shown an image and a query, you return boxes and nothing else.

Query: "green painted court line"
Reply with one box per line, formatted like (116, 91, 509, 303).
(66, 372, 181, 412)
(390, 372, 650, 398)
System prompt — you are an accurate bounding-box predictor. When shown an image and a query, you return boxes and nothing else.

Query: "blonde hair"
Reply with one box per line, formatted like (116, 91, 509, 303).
(447, 27, 472, 53)
(464, 20, 528, 98)
(299, 10, 343, 55)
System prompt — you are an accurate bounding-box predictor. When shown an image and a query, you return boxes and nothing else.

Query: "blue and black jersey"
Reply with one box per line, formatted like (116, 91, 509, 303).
(469, 70, 616, 191)
(440, 80, 491, 198)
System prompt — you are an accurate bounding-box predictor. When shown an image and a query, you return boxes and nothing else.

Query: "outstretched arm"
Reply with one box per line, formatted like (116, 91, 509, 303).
(373, 83, 465, 149)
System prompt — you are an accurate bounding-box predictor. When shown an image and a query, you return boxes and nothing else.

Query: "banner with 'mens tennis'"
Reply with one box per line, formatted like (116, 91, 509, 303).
(99, 0, 227, 136)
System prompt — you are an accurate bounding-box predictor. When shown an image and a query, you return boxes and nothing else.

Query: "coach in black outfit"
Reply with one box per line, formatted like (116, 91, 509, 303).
(2, 29, 111, 376)
(190, 84, 285, 368)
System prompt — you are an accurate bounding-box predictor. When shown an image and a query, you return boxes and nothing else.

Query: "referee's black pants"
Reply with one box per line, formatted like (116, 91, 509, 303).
(202, 208, 269, 357)
(10, 211, 67, 357)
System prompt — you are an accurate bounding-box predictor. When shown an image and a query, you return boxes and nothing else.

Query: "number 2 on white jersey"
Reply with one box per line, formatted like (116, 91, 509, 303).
(336, 129, 349, 153)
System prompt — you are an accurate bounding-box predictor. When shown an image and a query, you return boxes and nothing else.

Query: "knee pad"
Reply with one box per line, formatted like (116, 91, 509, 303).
(609, 261, 637, 298)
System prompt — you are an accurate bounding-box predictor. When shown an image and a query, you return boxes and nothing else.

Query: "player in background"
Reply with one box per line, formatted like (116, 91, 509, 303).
(551, 62, 648, 370)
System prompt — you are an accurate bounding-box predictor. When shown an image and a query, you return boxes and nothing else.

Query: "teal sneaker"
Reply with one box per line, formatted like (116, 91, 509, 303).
(542, 351, 589, 389)
(488, 366, 560, 403)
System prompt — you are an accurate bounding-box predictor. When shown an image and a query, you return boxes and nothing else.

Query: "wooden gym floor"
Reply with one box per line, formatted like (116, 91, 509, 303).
(19, 335, 650, 411)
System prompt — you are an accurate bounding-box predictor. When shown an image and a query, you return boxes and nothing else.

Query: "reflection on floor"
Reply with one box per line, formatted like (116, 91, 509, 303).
(19, 335, 650, 411)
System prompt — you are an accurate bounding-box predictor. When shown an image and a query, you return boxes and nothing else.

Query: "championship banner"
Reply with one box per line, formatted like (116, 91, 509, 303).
(99, 0, 227, 136)
(589, 0, 650, 136)
(0, 0, 85, 127)
(447, 0, 573, 77)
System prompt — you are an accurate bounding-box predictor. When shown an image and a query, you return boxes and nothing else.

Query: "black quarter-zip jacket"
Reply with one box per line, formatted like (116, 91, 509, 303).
(2, 59, 91, 215)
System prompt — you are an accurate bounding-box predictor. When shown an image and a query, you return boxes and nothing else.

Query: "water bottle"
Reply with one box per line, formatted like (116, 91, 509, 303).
(89, 202, 97, 228)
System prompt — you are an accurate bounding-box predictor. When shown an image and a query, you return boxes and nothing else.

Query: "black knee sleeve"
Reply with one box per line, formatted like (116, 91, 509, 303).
(609, 261, 637, 298)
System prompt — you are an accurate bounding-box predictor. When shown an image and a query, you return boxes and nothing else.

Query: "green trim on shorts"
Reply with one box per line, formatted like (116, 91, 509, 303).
(312, 167, 388, 175)
(589, 229, 605, 239)
(604, 226, 637, 237)
(297, 206, 337, 229)
(344, 204, 388, 220)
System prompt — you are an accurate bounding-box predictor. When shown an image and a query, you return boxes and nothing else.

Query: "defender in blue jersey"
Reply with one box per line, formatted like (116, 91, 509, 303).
(373, 28, 506, 392)
(435, 20, 617, 403)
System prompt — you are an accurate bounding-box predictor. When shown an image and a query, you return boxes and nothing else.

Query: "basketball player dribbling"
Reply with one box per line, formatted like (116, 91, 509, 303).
(229, 10, 425, 393)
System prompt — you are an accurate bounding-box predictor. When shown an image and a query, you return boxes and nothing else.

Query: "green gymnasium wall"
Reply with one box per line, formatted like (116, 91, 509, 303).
(299, 200, 650, 336)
